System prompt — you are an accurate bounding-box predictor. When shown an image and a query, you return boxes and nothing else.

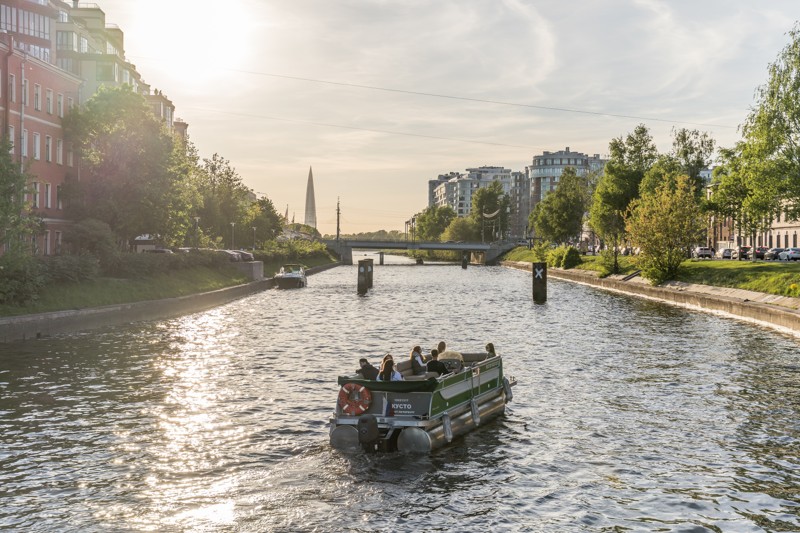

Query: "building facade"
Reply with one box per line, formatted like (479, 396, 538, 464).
(0, 0, 185, 256)
(526, 147, 606, 209)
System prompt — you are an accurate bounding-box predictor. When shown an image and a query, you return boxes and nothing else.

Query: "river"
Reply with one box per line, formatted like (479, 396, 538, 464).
(1, 253, 799, 532)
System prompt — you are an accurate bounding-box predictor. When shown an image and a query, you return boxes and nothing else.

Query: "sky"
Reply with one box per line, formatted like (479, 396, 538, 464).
(96, 0, 800, 236)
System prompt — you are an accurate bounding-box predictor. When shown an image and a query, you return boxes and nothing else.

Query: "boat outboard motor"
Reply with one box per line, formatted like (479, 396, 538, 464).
(357, 414, 379, 452)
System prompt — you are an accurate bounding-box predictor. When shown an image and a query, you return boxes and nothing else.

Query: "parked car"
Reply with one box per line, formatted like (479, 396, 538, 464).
(764, 247, 785, 260)
(717, 248, 734, 259)
(692, 247, 713, 259)
(235, 250, 255, 261)
(754, 246, 769, 259)
(144, 248, 173, 254)
(215, 249, 242, 262)
(731, 246, 751, 260)
(778, 247, 800, 261)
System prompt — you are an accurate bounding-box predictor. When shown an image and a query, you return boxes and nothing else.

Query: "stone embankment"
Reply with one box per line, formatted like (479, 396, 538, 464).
(0, 263, 340, 343)
(502, 261, 800, 335)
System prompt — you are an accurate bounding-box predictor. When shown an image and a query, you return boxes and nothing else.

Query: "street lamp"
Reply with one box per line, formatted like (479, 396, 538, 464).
(230, 222, 235, 249)
(252, 227, 256, 250)
(193, 217, 200, 249)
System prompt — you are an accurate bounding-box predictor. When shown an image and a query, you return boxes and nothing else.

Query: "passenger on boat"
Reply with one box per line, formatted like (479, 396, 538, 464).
(426, 349, 449, 376)
(437, 341, 446, 354)
(357, 358, 379, 380)
(410, 346, 426, 375)
(485, 343, 496, 358)
(377, 359, 403, 381)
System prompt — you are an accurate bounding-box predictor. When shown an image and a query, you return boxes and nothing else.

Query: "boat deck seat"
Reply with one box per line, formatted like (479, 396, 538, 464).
(462, 352, 490, 364)
(405, 372, 439, 381)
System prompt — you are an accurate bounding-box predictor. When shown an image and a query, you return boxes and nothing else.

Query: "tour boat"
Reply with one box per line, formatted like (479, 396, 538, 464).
(273, 264, 307, 289)
(330, 349, 515, 453)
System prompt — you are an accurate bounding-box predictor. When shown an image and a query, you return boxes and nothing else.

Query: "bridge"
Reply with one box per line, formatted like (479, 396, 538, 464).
(322, 239, 518, 265)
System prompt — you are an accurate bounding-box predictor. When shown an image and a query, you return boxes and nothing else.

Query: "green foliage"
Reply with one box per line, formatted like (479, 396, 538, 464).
(590, 124, 657, 274)
(415, 205, 456, 241)
(740, 22, 800, 219)
(627, 175, 705, 284)
(0, 252, 47, 305)
(530, 167, 589, 243)
(469, 181, 510, 241)
(64, 218, 119, 272)
(63, 86, 178, 246)
(442, 217, 479, 242)
(0, 136, 40, 254)
(546, 245, 581, 269)
(42, 254, 100, 283)
(323, 229, 405, 241)
(597, 249, 619, 277)
(258, 239, 332, 263)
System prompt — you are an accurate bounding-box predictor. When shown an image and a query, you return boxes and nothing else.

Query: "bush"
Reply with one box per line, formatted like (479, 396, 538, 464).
(0, 253, 47, 305)
(547, 246, 581, 269)
(42, 254, 100, 283)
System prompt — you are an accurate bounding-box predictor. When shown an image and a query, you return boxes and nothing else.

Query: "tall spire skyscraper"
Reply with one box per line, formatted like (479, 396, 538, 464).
(304, 167, 317, 229)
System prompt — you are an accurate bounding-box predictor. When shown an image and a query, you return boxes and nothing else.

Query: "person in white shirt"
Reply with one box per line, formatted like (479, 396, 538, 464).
(377, 359, 403, 381)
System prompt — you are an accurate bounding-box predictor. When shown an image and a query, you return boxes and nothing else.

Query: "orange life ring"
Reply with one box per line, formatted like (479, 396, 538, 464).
(338, 383, 372, 415)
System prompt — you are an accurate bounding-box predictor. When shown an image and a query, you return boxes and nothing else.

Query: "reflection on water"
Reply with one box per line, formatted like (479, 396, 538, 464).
(1, 253, 799, 532)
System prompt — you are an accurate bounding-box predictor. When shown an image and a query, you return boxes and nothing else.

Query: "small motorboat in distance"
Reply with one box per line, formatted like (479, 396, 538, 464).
(274, 264, 307, 289)
(330, 347, 516, 453)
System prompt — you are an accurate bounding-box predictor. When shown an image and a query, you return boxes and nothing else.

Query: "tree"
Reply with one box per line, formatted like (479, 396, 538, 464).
(469, 181, 509, 242)
(530, 167, 589, 243)
(589, 124, 657, 272)
(442, 217, 479, 242)
(741, 22, 800, 219)
(0, 136, 40, 254)
(671, 128, 716, 194)
(415, 205, 456, 241)
(62, 86, 178, 248)
(245, 196, 284, 247)
(627, 175, 706, 284)
(195, 153, 253, 245)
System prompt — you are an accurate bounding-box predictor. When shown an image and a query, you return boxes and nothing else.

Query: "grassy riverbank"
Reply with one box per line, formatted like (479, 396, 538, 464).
(504, 247, 800, 298)
(0, 256, 339, 318)
(0, 266, 250, 317)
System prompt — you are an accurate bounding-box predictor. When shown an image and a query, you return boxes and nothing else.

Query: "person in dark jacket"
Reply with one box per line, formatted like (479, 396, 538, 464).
(426, 349, 449, 376)
(357, 358, 379, 380)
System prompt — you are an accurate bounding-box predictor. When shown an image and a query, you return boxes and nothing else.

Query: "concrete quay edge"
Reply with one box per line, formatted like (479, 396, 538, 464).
(502, 261, 800, 337)
(0, 262, 341, 343)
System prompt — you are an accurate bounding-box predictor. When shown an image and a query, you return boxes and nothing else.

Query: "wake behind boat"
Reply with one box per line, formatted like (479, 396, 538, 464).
(274, 264, 307, 289)
(330, 348, 515, 453)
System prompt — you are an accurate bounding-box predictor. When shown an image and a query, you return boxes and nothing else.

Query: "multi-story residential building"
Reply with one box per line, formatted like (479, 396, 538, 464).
(0, 3, 82, 256)
(0, 0, 186, 256)
(428, 166, 531, 238)
(526, 147, 606, 209)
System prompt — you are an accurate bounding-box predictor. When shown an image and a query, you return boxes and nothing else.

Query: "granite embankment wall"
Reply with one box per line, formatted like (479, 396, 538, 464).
(0, 263, 340, 343)
(502, 261, 800, 334)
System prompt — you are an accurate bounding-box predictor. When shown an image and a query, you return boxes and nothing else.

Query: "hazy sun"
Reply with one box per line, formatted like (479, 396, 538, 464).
(125, 0, 257, 87)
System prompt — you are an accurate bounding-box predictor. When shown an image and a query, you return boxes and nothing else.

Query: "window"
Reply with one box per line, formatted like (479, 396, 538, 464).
(56, 138, 63, 164)
(33, 83, 40, 110)
(43, 230, 50, 256)
(45, 135, 51, 162)
(67, 97, 73, 110)
(57, 94, 63, 117)
(21, 129, 27, 157)
(46, 89, 52, 114)
(8, 125, 13, 153)
(33, 132, 40, 160)
(22, 79, 27, 106)
(44, 182, 51, 208)
(55, 230, 62, 253)
(67, 148, 73, 167)
(56, 185, 62, 210)
(31, 181, 39, 207)
(9, 73, 15, 102)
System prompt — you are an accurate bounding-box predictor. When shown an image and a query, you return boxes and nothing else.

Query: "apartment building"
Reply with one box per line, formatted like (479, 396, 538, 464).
(526, 147, 606, 209)
(0, 0, 185, 256)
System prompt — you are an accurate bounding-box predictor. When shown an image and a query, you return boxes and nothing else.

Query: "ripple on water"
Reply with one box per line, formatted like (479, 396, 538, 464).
(1, 259, 799, 531)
